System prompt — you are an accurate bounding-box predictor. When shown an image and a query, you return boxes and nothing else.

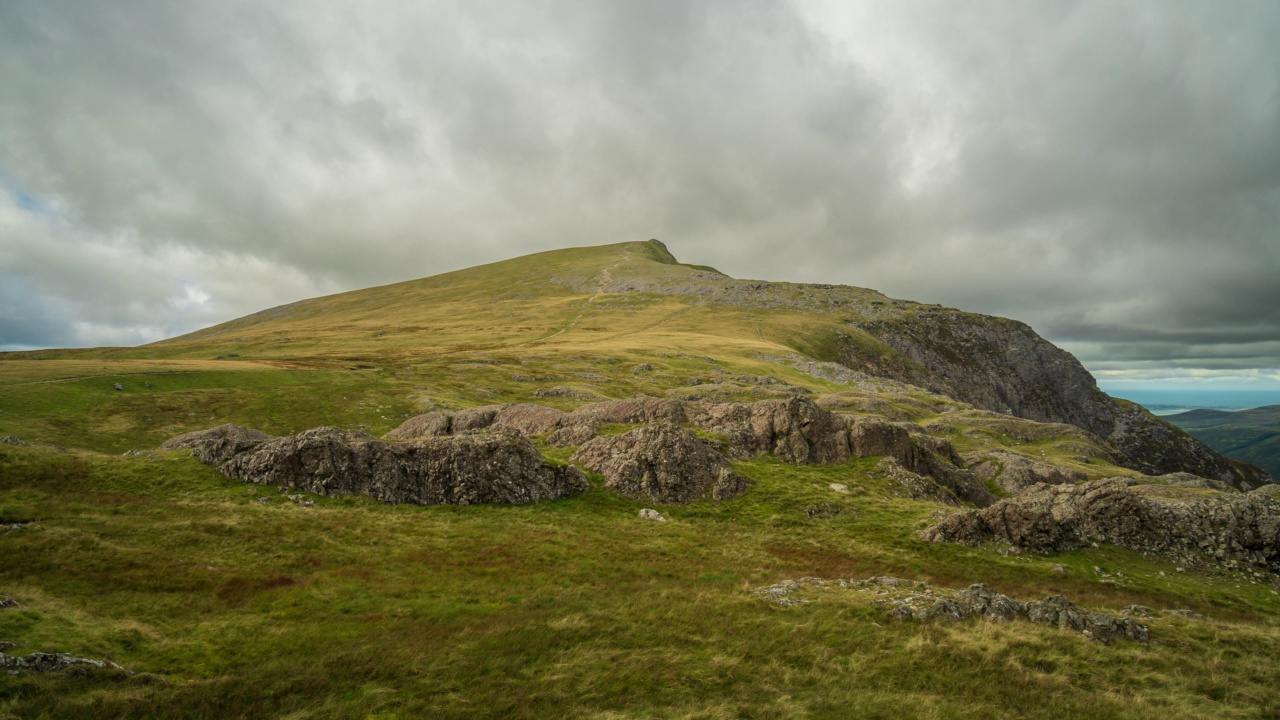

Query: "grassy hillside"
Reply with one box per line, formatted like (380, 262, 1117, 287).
(1166, 405, 1280, 479)
(2, 241, 1279, 718)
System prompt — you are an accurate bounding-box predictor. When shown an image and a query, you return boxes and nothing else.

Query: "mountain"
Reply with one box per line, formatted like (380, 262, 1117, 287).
(152, 239, 1266, 488)
(3, 240, 1278, 718)
(1166, 405, 1280, 479)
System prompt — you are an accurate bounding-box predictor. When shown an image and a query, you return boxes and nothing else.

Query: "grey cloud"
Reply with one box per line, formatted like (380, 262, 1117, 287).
(0, 0, 1277, 385)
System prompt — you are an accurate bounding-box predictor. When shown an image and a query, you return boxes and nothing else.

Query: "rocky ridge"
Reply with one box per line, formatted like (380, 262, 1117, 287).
(571, 422, 748, 503)
(387, 395, 993, 507)
(165, 425, 587, 506)
(753, 576, 1150, 643)
(923, 478, 1280, 573)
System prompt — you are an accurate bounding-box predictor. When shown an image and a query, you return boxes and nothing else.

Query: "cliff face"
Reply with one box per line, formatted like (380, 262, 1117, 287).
(847, 311, 1271, 489)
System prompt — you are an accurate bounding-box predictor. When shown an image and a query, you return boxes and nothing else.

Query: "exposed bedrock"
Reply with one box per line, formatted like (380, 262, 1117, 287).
(166, 426, 587, 506)
(923, 478, 1280, 572)
(388, 396, 993, 506)
(571, 422, 748, 503)
(159, 424, 270, 465)
(850, 314, 1270, 489)
(964, 449, 1087, 495)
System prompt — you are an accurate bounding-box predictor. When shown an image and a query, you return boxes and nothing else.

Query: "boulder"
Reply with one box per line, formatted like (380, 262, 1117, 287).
(384, 412, 451, 439)
(1151, 472, 1235, 493)
(848, 418, 913, 460)
(493, 404, 569, 435)
(923, 477, 1280, 572)
(159, 424, 270, 465)
(175, 426, 587, 506)
(571, 422, 748, 503)
(695, 396, 852, 463)
(546, 424, 597, 447)
(1025, 595, 1149, 642)
(965, 449, 1086, 494)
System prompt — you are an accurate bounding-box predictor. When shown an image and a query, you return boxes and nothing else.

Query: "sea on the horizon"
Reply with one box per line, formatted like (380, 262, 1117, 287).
(1102, 388, 1280, 416)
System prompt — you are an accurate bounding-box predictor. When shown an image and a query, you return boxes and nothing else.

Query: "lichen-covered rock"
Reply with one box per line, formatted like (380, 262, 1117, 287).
(571, 422, 748, 503)
(546, 424, 597, 447)
(159, 424, 270, 465)
(848, 418, 913, 461)
(186, 426, 586, 506)
(451, 405, 504, 432)
(1025, 595, 1149, 642)
(384, 412, 451, 439)
(567, 397, 692, 426)
(965, 449, 1086, 495)
(910, 441, 995, 507)
(1150, 472, 1235, 493)
(492, 404, 569, 435)
(392, 397, 993, 505)
(956, 583, 1025, 622)
(860, 579, 1146, 642)
(0, 651, 126, 673)
(923, 477, 1280, 572)
(695, 396, 852, 464)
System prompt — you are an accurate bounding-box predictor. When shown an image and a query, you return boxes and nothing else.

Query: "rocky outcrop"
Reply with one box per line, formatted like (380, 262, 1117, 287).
(383, 411, 451, 439)
(571, 422, 747, 503)
(168, 426, 587, 506)
(755, 577, 1148, 642)
(965, 449, 1086, 495)
(923, 478, 1280, 572)
(847, 314, 1270, 490)
(390, 396, 992, 506)
(1151, 472, 1236, 493)
(0, 650, 129, 674)
(1108, 403, 1270, 489)
(692, 396, 852, 464)
(159, 424, 270, 465)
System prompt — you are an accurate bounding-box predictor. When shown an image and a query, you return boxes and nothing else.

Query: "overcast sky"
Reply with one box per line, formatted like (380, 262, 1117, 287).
(2, 1, 1277, 390)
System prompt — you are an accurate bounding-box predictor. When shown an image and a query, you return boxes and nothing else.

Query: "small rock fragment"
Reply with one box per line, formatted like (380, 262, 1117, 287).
(829, 483, 849, 494)
(638, 508, 666, 522)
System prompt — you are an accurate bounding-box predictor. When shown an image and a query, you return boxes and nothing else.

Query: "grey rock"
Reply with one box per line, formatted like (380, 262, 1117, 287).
(965, 450, 1086, 494)
(184, 426, 587, 506)
(0, 596, 18, 609)
(956, 583, 1025, 622)
(384, 411, 452, 439)
(546, 424, 597, 447)
(112, 383, 123, 391)
(638, 508, 666, 521)
(829, 483, 849, 494)
(0, 651, 126, 673)
(1151, 472, 1235, 492)
(924, 477, 1280, 572)
(0, 436, 26, 446)
(159, 424, 270, 465)
(1025, 595, 1149, 642)
(572, 422, 748, 503)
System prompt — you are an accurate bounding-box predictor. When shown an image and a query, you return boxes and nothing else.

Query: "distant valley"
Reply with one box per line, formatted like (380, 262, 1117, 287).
(1166, 405, 1280, 479)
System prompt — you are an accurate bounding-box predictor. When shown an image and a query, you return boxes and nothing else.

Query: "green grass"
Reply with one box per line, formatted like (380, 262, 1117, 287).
(3, 444, 1279, 718)
(3, 240, 1279, 718)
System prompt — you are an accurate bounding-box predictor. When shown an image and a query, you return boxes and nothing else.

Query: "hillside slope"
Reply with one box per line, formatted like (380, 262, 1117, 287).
(1167, 405, 1280, 479)
(3, 239, 1279, 718)
(147, 239, 1266, 488)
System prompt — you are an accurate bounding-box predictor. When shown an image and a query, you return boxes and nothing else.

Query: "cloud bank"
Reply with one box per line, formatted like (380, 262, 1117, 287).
(2, 0, 1277, 387)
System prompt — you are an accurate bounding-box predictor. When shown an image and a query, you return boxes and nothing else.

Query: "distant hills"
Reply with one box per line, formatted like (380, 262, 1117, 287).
(1166, 405, 1280, 479)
